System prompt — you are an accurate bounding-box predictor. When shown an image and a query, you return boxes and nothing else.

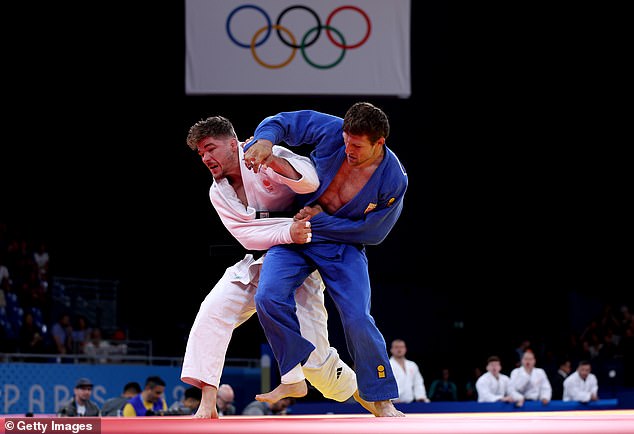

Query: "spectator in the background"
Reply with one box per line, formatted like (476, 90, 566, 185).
(475, 355, 514, 403)
(549, 358, 572, 400)
(84, 328, 112, 363)
(509, 349, 552, 407)
(57, 378, 101, 417)
(513, 339, 531, 367)
(428, 367, 458, 401)
(216, 384, 236, 416)
(18, 311, 47, 356)
(563, 360, 599, 403)
(169, 386, 202, 415)
(388, 339, 430, 403)
(242, 397, 295, 416)
(122, 376, 168, 416)
(0, 253, 10, 287)
(72, 315, 92, 354)
(463, 366, 482, 401)
(32, 241, 49, 281)
(108, 328, 128, 361)
(101, 382, 142, 416)
(51, 312, 74, 356)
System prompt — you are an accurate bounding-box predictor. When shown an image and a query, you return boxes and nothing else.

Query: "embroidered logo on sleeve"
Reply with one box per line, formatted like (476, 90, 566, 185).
(387, 197, 396, 207)
(364, 203, 377, 214)
(377, 365, 386, 378)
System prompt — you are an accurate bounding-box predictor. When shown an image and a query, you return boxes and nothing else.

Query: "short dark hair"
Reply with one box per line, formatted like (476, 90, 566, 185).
(186, 116, 237, 150)
(184, 386, 202, 401)
(487, 355, 501, 364)
(145, 376, 166, 388)
(342, 102, 390, 143)
(124, 382, 142, 394)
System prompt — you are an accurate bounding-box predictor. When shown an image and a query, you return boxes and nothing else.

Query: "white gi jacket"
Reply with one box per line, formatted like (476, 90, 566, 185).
(509, 366, 552, 402)
(563, 371, 598, 402)
(389, 357, 428, 403)
(475, 371, 511, 402)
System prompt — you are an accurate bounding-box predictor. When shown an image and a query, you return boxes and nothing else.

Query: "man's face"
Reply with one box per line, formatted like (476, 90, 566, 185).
(272, 398, 291, 414)
(146, 386, 165, 403)
(487, 361, 501, 375)
(197, 136, 238, 180)
(217, 394, 234, 411)
(390, 341, 406, 358)
(342, 132, 384, 167)
(578, 364, 591, 380)
(74, 386, 92, 403)
(522, 352, 536, 369)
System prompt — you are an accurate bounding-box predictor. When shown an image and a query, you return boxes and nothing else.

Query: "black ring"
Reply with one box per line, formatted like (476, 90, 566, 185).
(276, 5, 321, 49)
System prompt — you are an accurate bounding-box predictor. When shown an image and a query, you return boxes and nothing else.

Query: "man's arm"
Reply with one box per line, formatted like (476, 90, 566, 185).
(306, 199, 404, 245)
(261, 145, 319, 194)
(211, 146, 317, 251)
(243, 110, 343, 166)
(246, 110, 342, 151)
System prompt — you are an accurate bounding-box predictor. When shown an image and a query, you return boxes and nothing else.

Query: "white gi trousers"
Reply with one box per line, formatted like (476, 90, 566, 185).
(181, 254, 356, 402)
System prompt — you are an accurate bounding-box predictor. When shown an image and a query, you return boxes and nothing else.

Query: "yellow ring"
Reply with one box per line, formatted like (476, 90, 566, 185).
(251, 24, 297, 69)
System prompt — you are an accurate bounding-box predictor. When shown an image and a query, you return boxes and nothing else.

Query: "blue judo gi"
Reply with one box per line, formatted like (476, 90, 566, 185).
(246, 110, 408, 402)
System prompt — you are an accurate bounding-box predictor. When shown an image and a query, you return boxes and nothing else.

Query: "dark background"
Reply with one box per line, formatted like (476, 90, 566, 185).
(2, 2, 629, 385)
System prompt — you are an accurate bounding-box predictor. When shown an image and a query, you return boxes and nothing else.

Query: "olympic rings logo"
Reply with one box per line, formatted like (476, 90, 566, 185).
(226, 4, 372, 69)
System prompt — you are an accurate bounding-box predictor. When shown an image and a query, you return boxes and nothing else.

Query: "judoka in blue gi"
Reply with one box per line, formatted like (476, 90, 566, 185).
(244, 102, 408, 417)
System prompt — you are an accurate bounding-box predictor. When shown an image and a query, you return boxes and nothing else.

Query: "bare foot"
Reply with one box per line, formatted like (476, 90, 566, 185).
(194, 384, 219, 419)
(194, 405, 218, 419)
(352, 390, 379, 416)
(374, 400, 405, 417)
(255, 380, 307, 403)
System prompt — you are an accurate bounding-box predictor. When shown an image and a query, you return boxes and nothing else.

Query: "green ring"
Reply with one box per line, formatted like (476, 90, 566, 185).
(300, 25, 346, 70)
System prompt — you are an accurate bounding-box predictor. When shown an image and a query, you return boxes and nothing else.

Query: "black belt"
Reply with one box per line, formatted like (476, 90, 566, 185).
(255, 211, 296, 219)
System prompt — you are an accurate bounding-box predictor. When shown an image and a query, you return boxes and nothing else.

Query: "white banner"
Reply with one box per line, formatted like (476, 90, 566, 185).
(185, 0, 411, 97)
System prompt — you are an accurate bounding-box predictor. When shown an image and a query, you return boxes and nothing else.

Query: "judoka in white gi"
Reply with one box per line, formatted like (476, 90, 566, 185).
(181, 116, 375, 418)
(563, 360, 599, 403)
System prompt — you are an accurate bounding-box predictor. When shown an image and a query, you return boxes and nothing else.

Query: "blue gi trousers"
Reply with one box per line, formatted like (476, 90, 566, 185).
(254, 242, 398, 401)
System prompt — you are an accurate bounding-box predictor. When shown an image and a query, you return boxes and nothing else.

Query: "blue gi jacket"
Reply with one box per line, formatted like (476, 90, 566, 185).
(248, 110, 408, 245)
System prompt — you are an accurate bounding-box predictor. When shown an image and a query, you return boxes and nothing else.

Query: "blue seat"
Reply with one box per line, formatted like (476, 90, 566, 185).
(5, 291, 19, 309)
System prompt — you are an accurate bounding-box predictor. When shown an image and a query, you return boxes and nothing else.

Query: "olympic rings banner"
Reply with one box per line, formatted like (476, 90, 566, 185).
(186, 0, 411, 97)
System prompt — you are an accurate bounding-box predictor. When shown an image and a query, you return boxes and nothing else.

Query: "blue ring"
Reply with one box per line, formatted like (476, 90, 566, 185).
(226, 4, 271, 48)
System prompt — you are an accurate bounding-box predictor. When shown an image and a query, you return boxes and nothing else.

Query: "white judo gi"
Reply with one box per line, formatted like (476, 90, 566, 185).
(475, 371, 511, 402)
(562, 371, 598, 402)
(181, 145, 357, 402)
(509, 366, 552, 402)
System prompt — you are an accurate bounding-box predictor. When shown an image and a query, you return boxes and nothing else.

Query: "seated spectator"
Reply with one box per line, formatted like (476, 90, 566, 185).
(509, 349, 552, 407)
(122, 376, 168, 416)
(428, 367, 458, 401)
(463, 366, 482, 401)
(18, 311, 47, 355)
(388, 339, 430, 403)
(84, 328, 112, 363)
(72, 315, 92, 354)
(476, 355, 514, 403)
(549, 358, 572, 400)
(101, 382, 142, 416)
(563, 360, 599, 403)
(169, 386, 202, 415)
(51, 312, 74, 356)
(217, 384, 236, 416)
(242, 397, 295, 416)
(57, 377, 101, 417)
(108, 328, 128, 361)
